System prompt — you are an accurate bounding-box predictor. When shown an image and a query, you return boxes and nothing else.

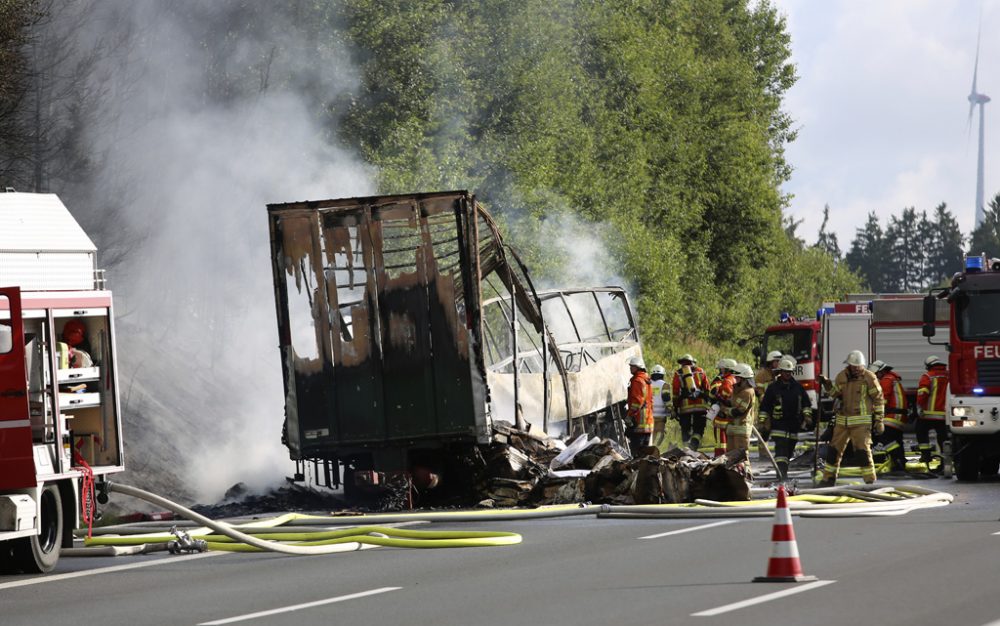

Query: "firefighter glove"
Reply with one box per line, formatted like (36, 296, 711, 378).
(872, 421, 885, 436)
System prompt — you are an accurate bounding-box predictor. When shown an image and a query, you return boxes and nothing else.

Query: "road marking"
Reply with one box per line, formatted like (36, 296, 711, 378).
(640, 520, 739, 539)
(198, 587, 402, 625)
(692, 579, 836, 616)
(0, 551, 222, 591)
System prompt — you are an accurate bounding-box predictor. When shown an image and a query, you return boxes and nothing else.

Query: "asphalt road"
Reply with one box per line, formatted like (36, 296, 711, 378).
(3, 477, 1000, 626)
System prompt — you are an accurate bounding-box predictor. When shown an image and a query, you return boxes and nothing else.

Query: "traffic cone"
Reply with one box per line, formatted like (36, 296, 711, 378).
(753, 485, 817, 582)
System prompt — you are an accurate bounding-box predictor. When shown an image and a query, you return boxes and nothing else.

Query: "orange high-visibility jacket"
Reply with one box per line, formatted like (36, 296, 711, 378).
(879, 371, 908, 429)
(917, 364, 948, 419)
(672, 366, 710, 414)
(627, 370, 654, 433)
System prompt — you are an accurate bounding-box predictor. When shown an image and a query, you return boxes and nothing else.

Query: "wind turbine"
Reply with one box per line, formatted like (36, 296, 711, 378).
(969, 25, 990, 229)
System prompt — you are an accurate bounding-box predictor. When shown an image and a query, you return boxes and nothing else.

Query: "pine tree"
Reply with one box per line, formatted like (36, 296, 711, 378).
(969, 192, 1000, 259)
(925, 203, 964, 286)
(845, 212, 887, 291)
(814, 204, 841, 259)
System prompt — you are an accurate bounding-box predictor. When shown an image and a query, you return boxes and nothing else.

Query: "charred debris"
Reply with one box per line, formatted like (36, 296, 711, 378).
(265, 190, 751, 510)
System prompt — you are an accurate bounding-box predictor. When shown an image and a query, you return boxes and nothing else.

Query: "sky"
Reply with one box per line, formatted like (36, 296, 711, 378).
(773, 0, 998, 251)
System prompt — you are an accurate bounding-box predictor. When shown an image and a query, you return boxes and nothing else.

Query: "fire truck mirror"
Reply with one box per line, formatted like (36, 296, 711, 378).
(922, 296, 936, 337)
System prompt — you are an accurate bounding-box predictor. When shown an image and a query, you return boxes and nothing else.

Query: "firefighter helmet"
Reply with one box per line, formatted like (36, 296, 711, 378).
(677, 353, 697, 364)
(766, 350, 783, 362)
(735, 363, 755, 379)
(776, 357, 796, 372)
(62, 319, 86, 347)
(845, 350, 867, 367)
(924, 355, 943, 368)
(651, 364, 666, 375)
(717, 357, 738, 371)
(628, 356, 646, 369)
(869, 359, 891, 373)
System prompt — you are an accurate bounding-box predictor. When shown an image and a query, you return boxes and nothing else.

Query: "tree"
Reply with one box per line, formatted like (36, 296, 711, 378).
(814, 204, 841, 259)
(845, 212, 888, 292)
(925, 203, 964, 286)
(969, 192, 1000, 259)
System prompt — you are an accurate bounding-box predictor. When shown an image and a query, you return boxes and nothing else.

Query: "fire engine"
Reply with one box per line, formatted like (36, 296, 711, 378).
(923, 253, 1000, 480)
(759, 296, 948, 418)
(0, 191, 124, 573)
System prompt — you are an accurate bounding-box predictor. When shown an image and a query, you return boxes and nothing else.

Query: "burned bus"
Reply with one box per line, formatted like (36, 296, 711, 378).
(267, 191, 641, 497)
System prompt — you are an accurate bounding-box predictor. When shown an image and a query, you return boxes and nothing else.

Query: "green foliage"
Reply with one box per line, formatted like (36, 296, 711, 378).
(969, 193, 1000, 259)
(337, 0, 857, 359)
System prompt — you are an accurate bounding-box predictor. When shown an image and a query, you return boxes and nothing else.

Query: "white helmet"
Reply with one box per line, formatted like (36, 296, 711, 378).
(924, 355, 943, 368)
(678, 353, 697, 364)
(776, 356, 796, 372)
(651, 364, 666, 375)
(628, 356, 646, 369)
(735, 363, 755, 379)
(766, 350, 783, 362)
(717, 357, 738, 371)
(845, 350, 867, 367)
(869, 359, 889, 373)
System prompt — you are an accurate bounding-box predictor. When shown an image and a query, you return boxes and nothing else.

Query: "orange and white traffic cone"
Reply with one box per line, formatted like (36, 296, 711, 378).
(753, 484, 817, 583)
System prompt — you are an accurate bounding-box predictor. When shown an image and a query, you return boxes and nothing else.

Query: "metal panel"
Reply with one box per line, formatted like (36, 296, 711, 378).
(977, 359, 1000, 387)
(823, 313, 871, 375)
(0, 251, 96, 291)
(0, 193, 97, 252)
(871, 327, 935, 391)
(872, 298, 948, 323)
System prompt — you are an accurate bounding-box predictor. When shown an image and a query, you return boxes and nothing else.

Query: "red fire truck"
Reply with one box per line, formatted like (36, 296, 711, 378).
(0, 192, 124, 573)
(759, 296, 948, 417)
(923, 253, 1000, 480)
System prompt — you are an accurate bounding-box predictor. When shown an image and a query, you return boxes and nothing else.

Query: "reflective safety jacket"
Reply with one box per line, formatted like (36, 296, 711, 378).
(627, 370, 654, 433)
(917, 364, 948, 420)
(710, 372, 736, 425)
(878, 370, 908, 429)
(829, 367, 885, 427)
(754, 367, 775, 396)
(758, 377, 813, 436)
(726, 386, 756, 436)
(650, 377, 670, 418)
(672, 365, 710, 414)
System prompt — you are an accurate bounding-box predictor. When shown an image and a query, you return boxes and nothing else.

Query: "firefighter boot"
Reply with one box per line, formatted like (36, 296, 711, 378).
(688, 435, 701, 452)
(918, 445, 933, 471)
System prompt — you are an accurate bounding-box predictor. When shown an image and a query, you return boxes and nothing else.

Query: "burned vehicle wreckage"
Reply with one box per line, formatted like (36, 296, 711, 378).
(267, 191, 750, 506)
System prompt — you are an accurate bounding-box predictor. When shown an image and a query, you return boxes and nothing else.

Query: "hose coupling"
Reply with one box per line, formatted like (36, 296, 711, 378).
(167, 526, 208, 554)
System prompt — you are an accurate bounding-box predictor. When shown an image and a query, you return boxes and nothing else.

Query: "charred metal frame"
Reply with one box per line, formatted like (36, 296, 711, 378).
(268, 190, 641, 471)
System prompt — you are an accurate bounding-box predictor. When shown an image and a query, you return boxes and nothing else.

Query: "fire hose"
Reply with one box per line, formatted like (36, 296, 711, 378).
(78, 482, 521, 555)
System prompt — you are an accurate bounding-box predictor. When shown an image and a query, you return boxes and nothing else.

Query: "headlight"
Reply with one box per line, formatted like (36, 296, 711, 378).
(951, 406, 970, 417)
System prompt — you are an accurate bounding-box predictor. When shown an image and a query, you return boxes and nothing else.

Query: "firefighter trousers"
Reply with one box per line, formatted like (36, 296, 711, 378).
(875, 426, 906, 470)
(773, 434, 798, 480)
(679, 411, 707, 446)
(628, 431, 652, 456)
(916, 418, 947, 459)
(822, 424, 876, 484)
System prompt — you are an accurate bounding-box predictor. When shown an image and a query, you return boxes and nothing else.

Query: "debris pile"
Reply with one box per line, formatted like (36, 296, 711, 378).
(478, 422, 752, 507)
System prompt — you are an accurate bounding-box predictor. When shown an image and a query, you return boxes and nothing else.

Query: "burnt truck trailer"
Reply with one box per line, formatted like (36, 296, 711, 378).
(267, 190, 641, 496)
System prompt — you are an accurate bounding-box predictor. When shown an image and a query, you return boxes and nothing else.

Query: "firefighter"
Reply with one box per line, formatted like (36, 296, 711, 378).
(753, 350, 783, 461)
(817, 350, 885, 486)
(870, 359, 908, 472)
(709, 358, 738, 456)
(649, 364, 672, 447)
(726, 363, 757, 468)
(626, 356, 654, 454)
(759, 356, 813, 481)
(671, 354, 710, 451)
(916, 355, 948, 469)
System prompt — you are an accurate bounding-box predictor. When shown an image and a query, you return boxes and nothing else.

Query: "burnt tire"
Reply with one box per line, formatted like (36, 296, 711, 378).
(9, 484, 63, 574)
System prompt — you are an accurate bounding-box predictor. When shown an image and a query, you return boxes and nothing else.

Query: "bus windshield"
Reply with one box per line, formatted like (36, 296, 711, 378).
(763, 328, 813, 363)
(956, 289, 1000, 341)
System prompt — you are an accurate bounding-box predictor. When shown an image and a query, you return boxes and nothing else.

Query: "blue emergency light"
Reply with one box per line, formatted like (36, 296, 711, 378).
(966, 255, 985, 272)
(780, 312, 791, 323)
(974, 387, 985, 395)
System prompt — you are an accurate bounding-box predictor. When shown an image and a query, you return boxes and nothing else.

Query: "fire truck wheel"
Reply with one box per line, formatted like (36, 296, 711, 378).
(11, 484, 63, 573)
(954, 439, 980, 482)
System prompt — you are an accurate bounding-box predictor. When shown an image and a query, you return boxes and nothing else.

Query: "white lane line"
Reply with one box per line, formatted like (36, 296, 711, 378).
(197, 587, 403, 625)
(640, 520, 739, 539)
(692, 579, 836, 616)
(0, 551, 222, 591)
